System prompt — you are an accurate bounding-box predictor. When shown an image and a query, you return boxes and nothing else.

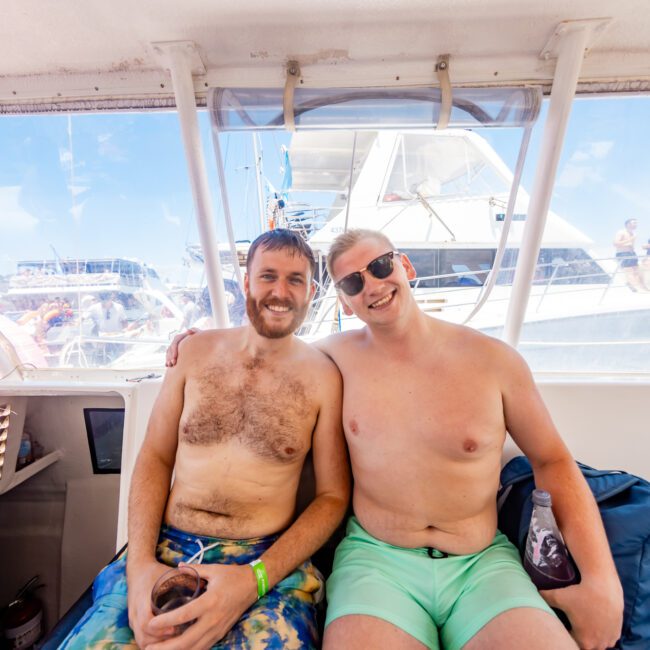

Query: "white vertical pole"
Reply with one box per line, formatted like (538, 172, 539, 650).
(252, 133, 267, 235)
(210, 128, 244, 291)
(160, 42, 230, 328)
(503, 26, 590, 346)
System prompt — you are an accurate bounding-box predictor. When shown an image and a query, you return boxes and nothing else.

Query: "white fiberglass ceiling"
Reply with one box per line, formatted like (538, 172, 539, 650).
(1, 0, 649, 105)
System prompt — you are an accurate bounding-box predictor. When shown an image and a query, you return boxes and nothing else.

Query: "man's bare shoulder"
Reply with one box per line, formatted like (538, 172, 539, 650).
(313, 329, 366, 358)
(433, 319, 522, 367)
(177, 327, 242, 363)
(296, 336, 342, 380)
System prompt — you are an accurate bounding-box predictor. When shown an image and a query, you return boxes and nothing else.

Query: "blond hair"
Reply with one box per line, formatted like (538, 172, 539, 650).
(326, 229, 394, 278)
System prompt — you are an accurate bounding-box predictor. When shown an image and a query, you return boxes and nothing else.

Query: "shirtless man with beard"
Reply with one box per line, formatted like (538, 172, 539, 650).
(168, 229, 623, 650)
(60, 229, 349, 650)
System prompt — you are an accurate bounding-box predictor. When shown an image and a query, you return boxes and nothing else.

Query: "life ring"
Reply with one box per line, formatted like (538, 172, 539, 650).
(43, 308, 62, 323)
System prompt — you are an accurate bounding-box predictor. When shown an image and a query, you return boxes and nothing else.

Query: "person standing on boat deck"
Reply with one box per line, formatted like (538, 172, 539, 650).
(179, 291, 202, 330)
(86, 292, 128, 334)
(613, 218, 648, 291)
(85, 292, 129, 362)
(166, 229, 623, 649)
(60, 229, 350, 650)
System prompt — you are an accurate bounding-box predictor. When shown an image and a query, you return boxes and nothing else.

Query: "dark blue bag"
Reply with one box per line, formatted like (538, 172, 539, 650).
(498, 455, 650, 650)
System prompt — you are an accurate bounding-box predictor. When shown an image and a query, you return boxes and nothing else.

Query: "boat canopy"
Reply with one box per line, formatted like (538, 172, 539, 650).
(209, 86, 541, 132)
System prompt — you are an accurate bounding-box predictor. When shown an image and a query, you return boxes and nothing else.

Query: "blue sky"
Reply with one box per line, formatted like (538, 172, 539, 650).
(483, 96, 650, 256)
(2, 96, 649, 284)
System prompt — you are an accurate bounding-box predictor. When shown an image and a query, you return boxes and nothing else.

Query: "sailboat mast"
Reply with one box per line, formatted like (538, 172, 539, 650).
(252, 133, 267, 234)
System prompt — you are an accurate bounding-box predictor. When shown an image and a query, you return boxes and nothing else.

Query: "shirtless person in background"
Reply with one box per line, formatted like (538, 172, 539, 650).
(613, 217, 647, 292)
(319, 229, 622, 650)
(60, 229, 349, 650)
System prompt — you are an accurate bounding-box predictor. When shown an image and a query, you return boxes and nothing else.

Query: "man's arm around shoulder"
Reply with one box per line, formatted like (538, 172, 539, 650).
(496, 341, 623, 650)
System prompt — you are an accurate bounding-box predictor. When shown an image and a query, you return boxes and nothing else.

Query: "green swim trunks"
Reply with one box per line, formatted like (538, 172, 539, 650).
(325, 516, 554, 650)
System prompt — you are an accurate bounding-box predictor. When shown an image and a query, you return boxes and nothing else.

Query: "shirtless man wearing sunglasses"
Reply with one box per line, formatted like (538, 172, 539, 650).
(168, 228, 622, 650)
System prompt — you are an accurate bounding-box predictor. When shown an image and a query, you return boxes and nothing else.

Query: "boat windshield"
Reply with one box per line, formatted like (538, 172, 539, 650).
(383, 133, 510, 201)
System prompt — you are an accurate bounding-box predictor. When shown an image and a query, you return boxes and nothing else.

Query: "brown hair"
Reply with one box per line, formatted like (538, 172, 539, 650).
(247, 229, 317, 278)
(326, 229, 394, 278)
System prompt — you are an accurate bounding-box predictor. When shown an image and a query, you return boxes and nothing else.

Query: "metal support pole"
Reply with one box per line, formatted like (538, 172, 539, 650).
(503, 25, 590, 346)
(210, 128, 244, 291)
(154, 41, 230, 328)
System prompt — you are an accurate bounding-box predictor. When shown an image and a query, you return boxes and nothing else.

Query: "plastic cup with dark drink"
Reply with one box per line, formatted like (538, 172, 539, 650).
(151, 566, 204, 634)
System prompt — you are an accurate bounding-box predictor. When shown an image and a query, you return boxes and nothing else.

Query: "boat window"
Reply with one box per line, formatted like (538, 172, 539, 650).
(210, 86, 541, 131)
(507, 96, 650, 373)
(383, 134, 511, 201)
(3, 94, 649, 377)
(83, 407, 124, 474)
(402, 250, 437, 288)
(0, 111, 251, 373)
(295, 96, 650, 375)
(404, 249, 495, 288)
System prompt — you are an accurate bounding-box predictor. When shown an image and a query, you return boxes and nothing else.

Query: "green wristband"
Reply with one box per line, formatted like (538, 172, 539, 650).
(249, 559, 269, 599)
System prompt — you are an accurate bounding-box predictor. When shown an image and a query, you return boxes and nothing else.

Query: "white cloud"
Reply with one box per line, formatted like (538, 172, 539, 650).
(569, 141, 613, 163)
(162, 203, 182, 227)
(570, 150, 590, 162)
(69, 199, 87, 224)
(610, 183, 650, 211)
(556, 164, 602, 189)
(589, 141, 613, 159)
(59, 147, 73, 167)
(559, 140, 613, 189)
(0, 187, 39, 231)
(67, 184, 89, 197)
(98, 132, 127, 162)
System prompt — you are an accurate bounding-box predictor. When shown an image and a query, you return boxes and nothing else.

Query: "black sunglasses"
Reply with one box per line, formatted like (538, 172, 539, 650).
(335, 251, 400, 296)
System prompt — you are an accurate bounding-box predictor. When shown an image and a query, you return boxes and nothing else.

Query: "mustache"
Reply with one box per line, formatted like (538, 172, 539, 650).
(263, 299, 294, 310)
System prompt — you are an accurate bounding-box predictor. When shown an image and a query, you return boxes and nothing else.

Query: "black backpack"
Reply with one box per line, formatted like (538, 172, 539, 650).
(498, 455, 650, 649)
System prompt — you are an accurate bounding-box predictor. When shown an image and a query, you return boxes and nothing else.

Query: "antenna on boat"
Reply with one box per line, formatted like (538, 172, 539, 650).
(415, 192, 456, 241)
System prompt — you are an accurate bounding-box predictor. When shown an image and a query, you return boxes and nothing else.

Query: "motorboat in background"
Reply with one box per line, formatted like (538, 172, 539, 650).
(278, 130, 650, 371)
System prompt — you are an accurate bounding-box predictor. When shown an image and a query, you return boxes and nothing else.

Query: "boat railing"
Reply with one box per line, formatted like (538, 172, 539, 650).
(9, 271, 126, 290)
(275, 205, 338, 240)
(57, 332, 178, 368)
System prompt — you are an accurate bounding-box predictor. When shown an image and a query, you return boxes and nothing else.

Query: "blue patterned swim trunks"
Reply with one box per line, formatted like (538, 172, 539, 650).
(59, 524, 322, 649)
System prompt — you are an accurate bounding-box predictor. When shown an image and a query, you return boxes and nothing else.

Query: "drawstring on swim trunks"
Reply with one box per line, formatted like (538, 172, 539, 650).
(186, 538, 222, 565)
(427, 547, 449, 559)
